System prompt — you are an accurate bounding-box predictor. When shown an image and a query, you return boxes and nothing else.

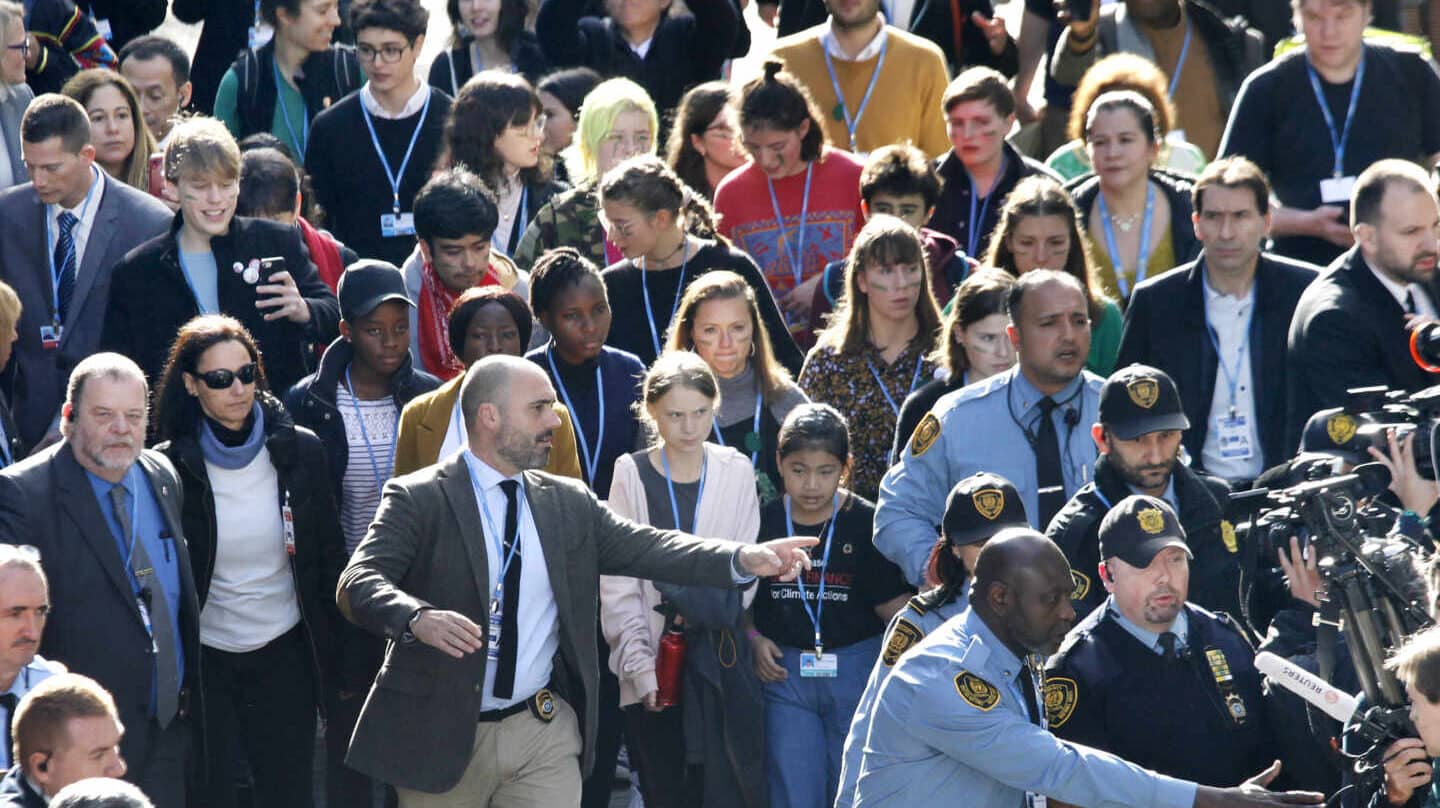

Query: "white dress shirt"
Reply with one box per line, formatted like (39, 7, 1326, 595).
(1200, 275, 1263, 481)
(359, 81, 430, 120)
(460, 450, 560, 711)
(821, 17, 888, 61)
(1369, 258, 1439, 320)
(45, 165, 106, 277)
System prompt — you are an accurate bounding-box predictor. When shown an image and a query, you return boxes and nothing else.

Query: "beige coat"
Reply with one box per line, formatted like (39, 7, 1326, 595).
(601, 443, 760, 707)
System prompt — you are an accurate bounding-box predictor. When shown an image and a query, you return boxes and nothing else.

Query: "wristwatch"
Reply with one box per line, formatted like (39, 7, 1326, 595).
(400, 608, 427, 644)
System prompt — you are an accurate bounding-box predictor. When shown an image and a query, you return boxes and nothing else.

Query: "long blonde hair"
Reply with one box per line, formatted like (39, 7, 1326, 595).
(817, 216, 941, 356)
(665, 270, 792, 402)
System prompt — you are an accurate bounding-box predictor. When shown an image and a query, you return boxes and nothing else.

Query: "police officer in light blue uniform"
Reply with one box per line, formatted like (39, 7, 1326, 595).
(851, 529, 1325, 808)
(876, 270, 1103, 587)
(834, 472, 1028, 808)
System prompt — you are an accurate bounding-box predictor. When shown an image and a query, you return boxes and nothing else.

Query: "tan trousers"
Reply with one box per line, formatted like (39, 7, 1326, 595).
(396, 698, 583, 808)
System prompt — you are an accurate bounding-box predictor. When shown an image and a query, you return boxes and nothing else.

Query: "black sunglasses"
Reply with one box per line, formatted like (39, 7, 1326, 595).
(195, 363, 258, 390)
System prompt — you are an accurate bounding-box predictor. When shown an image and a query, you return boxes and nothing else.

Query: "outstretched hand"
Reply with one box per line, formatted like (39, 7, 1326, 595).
(738, 537, 820, 581)
(1193, 762, 1325, 807)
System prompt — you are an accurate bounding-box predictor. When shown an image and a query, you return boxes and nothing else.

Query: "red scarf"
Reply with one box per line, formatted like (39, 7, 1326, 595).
(298, 217, 346, 292)
(418, 261, 499, 380)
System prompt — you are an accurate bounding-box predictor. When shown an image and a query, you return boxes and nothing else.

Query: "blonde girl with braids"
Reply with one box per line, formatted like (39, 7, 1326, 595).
(597, 154, 803, 370)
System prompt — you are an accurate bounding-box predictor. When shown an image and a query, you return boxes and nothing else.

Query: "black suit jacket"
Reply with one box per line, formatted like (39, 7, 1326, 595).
(0, 176, 171, 446)
(0, 445, 202, 776)
(337, 454, 744, 793)
(1117, 251, 1318, 473)
(1285, 247, 1440, 448)
(0, 766, 43, 808)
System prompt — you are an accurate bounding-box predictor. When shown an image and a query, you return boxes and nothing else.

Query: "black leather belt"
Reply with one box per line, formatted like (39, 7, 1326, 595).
(477, 700, 528, 723)
(478, 688, 558, 724)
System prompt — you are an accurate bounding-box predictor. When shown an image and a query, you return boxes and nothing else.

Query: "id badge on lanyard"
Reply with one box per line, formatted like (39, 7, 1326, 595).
(1026, 660, 1049, 808)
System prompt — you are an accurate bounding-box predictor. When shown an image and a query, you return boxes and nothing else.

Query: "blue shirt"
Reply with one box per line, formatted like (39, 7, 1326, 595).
(875, 367, 1104, 586)
(85, 465, 186, 698)
(178, 250, 220, 315)
(1109, 598, 1190, 656)
(836, 590, 967, 808)
(0, 655, 60, 768)
(852, 606, 1198, 807)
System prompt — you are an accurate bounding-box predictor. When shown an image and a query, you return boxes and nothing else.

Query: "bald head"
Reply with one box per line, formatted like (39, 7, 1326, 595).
(460, 355, 544, 430)
(971, 528, 1077, 656)
(459, 355, 561, 475)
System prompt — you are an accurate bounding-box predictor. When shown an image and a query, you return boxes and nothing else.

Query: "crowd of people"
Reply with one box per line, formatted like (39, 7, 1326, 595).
(2, 0, 1440, 806)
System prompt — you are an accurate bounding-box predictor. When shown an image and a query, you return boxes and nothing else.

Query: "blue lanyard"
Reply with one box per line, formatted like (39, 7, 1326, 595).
(1201, 268, 1255, 414)
(1306, 51, 1366, 177)
(640, 242, 690, 358)
(273, 58, 309, 156)
(821, 36, 889, 152)
(866, 350, 925, 418)
(44, 166, 101, 325)
(1098, 183, 1155, 300)
(965, 153, 1007, 259)
(359, 87, 433, 215)
(659, 447, 707, 534)
(785, 492, 839, 653)
(344, 365, 399, 498)
(712, 389, 763, 467)
(493, 185, 529, 254)
(546, 346, 606, 485)
(176, 251, 214, 314)
(470, 467, 528, 609)
(1165, 22, 1193, 98)
(766, 162, 814, 290)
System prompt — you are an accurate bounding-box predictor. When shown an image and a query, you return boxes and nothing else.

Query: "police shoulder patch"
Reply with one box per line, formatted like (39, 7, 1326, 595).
(882, 618, 924, 667)
(1070, 569, 1091, 601)
(910, 412, 941, 457)
(1220, 520, 1238, 554)
(954, 671, 1001, 711)
(1044, 676, 1078, 728)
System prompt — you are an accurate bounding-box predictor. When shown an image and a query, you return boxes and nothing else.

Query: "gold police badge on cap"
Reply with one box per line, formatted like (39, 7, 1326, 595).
(1137, 507, 1166, 534)
(1328, 413, 1358, 445)
(973, 488, 1005, 520)
(1126, 378, 1159, 409)
(1044, 677, 1078, 728)
(911, 412, 941, 457)
(882, 618, 924, 667)
(954, 672, 1001, 711)
(1221, 520, 1238, 554)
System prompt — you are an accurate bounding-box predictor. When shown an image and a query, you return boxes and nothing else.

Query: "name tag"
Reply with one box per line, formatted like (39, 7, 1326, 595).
(248, 22, 274, 51)
(486, 608, 503, 662)
(381, 212, 415, 238)
(39, 324, 62, 350)
(1320, 176, 1356, 205)
(1027, 794, 1048, 808)
(800, 651, 838, 678)
(1215, 412, 1254, 460)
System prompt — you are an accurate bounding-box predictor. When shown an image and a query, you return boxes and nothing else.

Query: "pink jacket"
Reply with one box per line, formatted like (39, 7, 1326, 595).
(600, 443, 760, 707)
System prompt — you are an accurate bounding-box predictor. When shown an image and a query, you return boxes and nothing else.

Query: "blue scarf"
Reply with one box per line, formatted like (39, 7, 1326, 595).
(198, 402, 267, 470)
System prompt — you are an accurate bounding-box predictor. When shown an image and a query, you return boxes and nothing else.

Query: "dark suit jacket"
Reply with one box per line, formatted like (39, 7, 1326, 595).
(337, 453, 743, 793)
(0, 175, 170, 446)
(0, 766, 43, 808)
(0, 445, 202, 776)
(1117, 251, 1318, 473)
(1285, 247, 1440, 448)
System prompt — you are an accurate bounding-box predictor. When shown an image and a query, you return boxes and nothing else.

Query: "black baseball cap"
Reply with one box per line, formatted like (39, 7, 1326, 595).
(1098, 495, 1191, 568)
(338, 260, 413, 322)
(1099, 364, 1190, 440)
(943, 472, 1030, 546)
(1299, 407, 1367, 465)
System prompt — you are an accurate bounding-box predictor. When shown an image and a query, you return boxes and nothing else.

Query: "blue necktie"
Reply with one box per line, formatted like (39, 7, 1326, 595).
(54, 211, 78, 323)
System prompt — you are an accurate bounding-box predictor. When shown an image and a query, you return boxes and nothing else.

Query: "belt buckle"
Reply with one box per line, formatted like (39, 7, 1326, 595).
(529, 688, 556, 723)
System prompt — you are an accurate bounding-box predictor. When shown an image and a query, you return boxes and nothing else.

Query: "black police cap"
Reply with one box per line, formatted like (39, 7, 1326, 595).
(943, 472, 1030, 547)
(1098, 495, 1191, 568)
(1099, 364, 1190, 441)
(1299, 407, 1367, 465)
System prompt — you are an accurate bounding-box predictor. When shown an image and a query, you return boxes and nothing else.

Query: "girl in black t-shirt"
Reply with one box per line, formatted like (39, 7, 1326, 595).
(749, 403, 910, 808)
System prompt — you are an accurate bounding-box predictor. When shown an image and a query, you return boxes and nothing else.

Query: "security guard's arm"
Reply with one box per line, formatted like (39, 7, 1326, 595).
(908, 670, 1198, 808)
(875, 414, 953, 588)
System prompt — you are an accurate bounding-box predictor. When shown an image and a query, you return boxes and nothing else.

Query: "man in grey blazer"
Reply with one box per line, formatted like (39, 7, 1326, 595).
(0, 94, 170, 447)
(338, 355, 815, 807)
(0, 353, 201, 808)
(0, 1, 32, 191)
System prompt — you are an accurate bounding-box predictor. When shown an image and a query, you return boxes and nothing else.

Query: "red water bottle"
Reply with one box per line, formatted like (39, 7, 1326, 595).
(655, 626, 687, 708)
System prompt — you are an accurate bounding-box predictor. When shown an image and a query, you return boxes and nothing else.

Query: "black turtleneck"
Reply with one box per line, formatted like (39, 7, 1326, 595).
(205, 410, 256, 447)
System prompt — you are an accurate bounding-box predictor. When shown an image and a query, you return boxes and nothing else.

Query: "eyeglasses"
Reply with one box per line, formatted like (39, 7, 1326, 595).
(356, 42, 411, 63)
(195, 363, 259, 390)
(5, 40, 27, 57)
(703, 124, 737, 141)
(513, 114, 549, 136)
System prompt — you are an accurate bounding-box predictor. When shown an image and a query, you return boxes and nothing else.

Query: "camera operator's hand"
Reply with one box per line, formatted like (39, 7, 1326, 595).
(1277, 536, 1322, 608)
(1368, 429, 1440, 516)
(1193, 761, 1324, 806)
(1383, 738, 1432, 805)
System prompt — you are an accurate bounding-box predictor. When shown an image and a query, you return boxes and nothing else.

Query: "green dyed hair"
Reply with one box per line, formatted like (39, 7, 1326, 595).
(568, 78, 658, 182)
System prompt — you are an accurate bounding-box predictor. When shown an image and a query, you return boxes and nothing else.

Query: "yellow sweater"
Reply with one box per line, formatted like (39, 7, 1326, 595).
(772, 25, 950, 159)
